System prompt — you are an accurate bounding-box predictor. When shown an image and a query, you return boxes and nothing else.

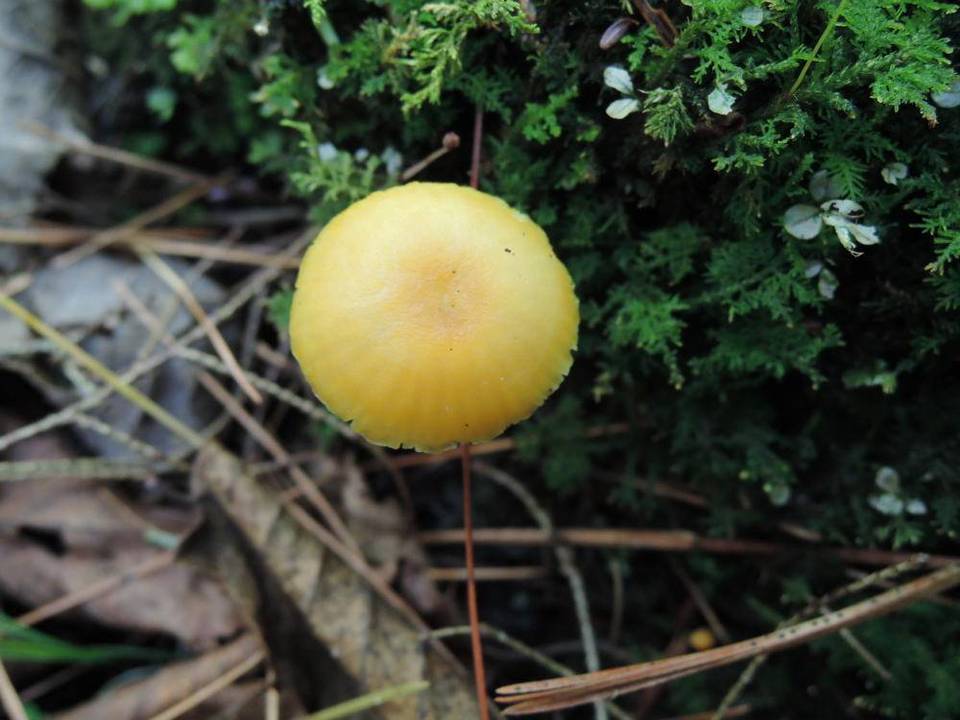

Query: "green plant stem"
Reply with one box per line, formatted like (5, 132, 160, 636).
(304, 681, 429, 720)
(788, 0, 849, 97)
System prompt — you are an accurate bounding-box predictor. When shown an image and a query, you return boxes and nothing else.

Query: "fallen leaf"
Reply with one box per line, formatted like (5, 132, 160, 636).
(52, 634, 264, 720)
(192, 445, 479, 719)
(0, 426, 242, 648)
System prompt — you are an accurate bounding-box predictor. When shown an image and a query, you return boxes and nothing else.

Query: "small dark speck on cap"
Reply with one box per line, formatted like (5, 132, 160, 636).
(505, 248, 513, 253)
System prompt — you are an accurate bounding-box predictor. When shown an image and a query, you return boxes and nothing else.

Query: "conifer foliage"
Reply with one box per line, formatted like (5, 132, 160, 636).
(81, 1, 960, 716)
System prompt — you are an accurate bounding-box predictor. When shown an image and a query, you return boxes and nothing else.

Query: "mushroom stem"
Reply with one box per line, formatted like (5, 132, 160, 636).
(462, 442, 491, 720)
(400, 132, 461, 182)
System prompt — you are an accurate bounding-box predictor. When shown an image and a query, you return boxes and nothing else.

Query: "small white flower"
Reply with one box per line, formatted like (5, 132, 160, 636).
(765, 481, 791, 506)
(817, 268, 838, 299)
(906, 499, 928, 515)
(832, 226, 859, 255)
(741, 6, 764, 27)
(317, 142, 338, 161)
(881, 162, 909, 185)
(708, 84, 736, 115)
(932, 80, 960, 109)
(809, 170, 843, 201)
(846, 223, 880, 246)
(316, 67, 335, 90)
(875, 466, 900, 493)
(821, 199, 864, 219)
(606, 97, 641, 119)
(821, 200, 880, 255)
(603, 66, 634, 95)
(354, 147, 370, 162)
(869, 493, 904, 516)
(253, 17, 269, 36)
(784, 198, 880, 256)
(783, 204, 823, 239)
(381, 146, 403, 177)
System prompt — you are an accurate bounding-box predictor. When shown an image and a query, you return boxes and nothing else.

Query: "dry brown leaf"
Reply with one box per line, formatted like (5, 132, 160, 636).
(52, 634, 264, 720)
(340, 460, 448, 616)
(192, 445, 480, 720)
(0, 428, 242, 648)
(0, 539, 240, 647)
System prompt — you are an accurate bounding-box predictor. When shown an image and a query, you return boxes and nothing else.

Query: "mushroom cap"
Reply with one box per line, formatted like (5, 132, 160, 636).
(290, 182, 579, 452)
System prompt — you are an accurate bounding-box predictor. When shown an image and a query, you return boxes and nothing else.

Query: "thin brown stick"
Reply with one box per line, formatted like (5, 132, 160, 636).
(135, 252, 264, 404)
(0, 293, 205, 449)
(53, 177, 223, 269)
(401, 132, 461, 181)
(265, 686, 280, 720)
(607, 558, 624, 645)
(0, 224, 204, 244)
(472, 462, 605, 720)
(470, 106, 483, 190)
(16, 552, 176, 627)
(0, 273, 32, 297)
(634, 599, 696, 720)
(496, 563, 960, 715)
(632, 0, 677, 46)
(417, 527, 960, 568)
(117, 284, 359, 553)
(21, 122, 211, 184)
(827, 616, 891, 681)
(711, 557, 929, 720)
(428, 566, 547, 582)
(463, 103, 491, 720)
(663, 706, 751, 720)
(135, 237, 299, 268)
(462, 443, 491, 720)
(390, 437, 517, 468)
(387, 423, 630, 470)
(0, 229, 312, 455)
(0, 660, 29, 720)
(672, 561, 731, 644)
(0, 226, 300, 269)
(147, 649, 265, 720)
(427, 624, 635, 720)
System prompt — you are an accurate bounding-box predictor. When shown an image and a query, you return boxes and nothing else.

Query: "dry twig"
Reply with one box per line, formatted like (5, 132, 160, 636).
(495, 563, 960, 715)
(0, 659, 29, 720)
(427, 625, 633, 720)
(474, 462, 607, 720)
(16, 553, 176, 627)
(52, 177, 223, 269)
(21, 122, 211, 183)
(418, 527, 960, 569)
(116, 286, 358, 552)
(134, 253, 264, 404)
(0, 229, 312, 454)
(711, 556, 929, 719)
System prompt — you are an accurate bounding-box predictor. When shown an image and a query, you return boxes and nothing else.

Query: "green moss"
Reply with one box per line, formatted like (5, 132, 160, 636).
(80, 0, 960, 714)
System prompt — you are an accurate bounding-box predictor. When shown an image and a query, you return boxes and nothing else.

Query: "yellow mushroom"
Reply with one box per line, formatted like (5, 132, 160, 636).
(688, 627, 717, 652)
(290, 182, 579, 452)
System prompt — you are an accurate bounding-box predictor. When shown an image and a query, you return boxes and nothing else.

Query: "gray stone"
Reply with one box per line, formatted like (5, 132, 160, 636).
(22, 255, 229, 458)
(0, 0, 78, 219)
